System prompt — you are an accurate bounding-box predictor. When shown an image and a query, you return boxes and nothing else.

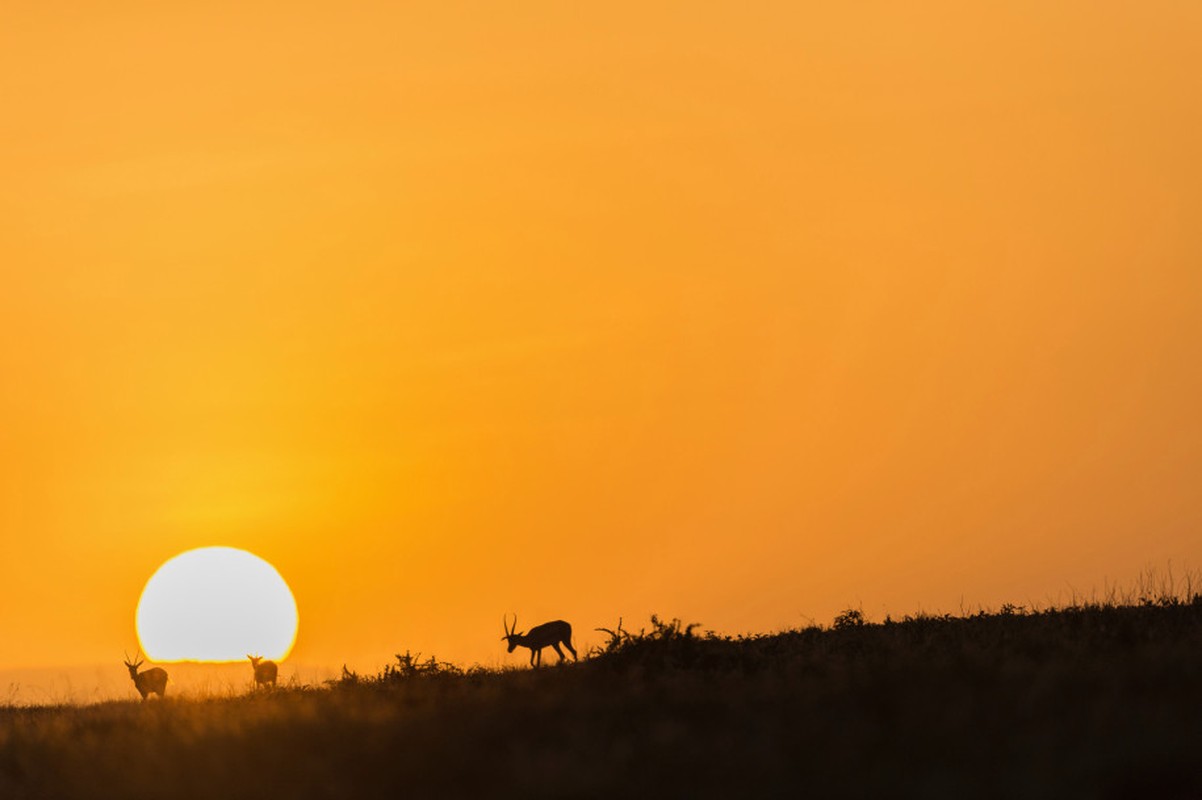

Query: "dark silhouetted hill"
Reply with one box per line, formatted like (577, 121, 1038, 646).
(2, 598, 1200, 799)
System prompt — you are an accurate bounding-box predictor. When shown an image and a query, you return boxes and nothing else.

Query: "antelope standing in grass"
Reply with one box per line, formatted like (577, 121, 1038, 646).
(248, 655, 278, 689)
(502, 614, 577, 667)
(123, 652, 168, 701)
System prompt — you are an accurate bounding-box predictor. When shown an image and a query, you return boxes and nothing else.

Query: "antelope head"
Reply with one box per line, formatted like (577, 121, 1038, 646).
(501, 614, 524, 653)
(123, 651, 145, 680)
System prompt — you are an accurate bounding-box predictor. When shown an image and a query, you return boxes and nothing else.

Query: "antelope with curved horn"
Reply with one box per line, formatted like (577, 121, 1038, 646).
(247, 655, 278, 689)
(501, 614, 577, 667)
(123, 652, 168, 701)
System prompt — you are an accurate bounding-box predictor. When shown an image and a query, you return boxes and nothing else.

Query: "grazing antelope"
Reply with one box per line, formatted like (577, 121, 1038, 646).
(501, 614, 577, 667)
(247, 655, 278, 689)
(123, 652, 168, 701)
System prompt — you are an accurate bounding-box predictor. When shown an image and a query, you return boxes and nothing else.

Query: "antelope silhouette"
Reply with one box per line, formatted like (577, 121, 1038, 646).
(502, 614, 577, 666)
(123, 652, 168, 700)
(247, 655, 278, 689)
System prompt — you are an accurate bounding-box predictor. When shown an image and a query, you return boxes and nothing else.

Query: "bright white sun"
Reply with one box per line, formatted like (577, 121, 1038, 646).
(136, 547, 298, 662)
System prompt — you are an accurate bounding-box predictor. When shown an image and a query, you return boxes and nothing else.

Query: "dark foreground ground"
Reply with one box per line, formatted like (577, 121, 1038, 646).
(2, 600, 1201, 799)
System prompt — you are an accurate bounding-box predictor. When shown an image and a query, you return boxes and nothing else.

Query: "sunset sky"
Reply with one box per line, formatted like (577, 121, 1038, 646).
(2, 2, 1200, 674)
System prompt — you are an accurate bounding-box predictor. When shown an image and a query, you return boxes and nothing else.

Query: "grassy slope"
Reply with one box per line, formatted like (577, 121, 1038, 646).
(2, 601, 1200, 800)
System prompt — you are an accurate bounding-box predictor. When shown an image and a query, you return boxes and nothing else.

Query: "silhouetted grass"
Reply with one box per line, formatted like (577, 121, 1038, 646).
(2, 589, 1201, 799)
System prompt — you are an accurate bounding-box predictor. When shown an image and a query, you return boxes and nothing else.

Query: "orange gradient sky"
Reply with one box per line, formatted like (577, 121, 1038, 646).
(2, 2, 1200, 671)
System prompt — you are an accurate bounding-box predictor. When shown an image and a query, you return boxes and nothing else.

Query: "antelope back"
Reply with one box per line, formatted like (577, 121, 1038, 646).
(526, 620, 572, 647)
(136, 667, 169, 695)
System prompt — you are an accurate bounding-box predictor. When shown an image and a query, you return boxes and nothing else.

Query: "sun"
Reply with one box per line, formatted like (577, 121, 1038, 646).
(136, 547, 298, 662)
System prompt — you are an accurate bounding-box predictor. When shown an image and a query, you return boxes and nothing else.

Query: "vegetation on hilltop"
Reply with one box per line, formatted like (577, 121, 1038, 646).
(2, 586, 1200, 799)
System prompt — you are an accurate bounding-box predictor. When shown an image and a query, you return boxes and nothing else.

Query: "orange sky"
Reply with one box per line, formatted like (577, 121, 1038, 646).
(2, 2, 1200, 673)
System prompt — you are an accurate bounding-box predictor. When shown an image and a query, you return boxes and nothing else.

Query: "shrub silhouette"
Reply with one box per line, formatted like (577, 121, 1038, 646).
(832, 607, 866, 629)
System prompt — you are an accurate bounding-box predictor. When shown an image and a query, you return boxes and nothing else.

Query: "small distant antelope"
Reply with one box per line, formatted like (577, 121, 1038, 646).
(502, 614, 577, 667)
(248, 655, 278, 689)
(123, 652, 168, 701)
